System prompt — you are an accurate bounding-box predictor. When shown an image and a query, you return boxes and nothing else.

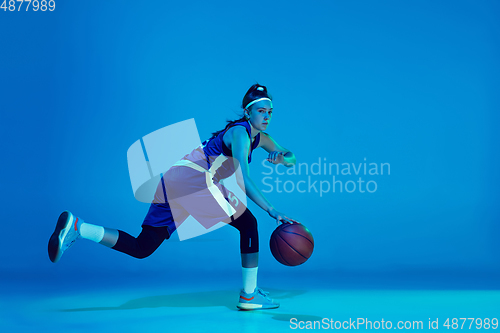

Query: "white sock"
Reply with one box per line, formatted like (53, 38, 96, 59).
(79, 222, 105, 243)
(242, 267, 258, 294)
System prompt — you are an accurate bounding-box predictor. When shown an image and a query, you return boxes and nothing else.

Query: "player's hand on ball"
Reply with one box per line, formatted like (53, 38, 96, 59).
(268, 208, 301, 225)
(266, 151, 284, 165)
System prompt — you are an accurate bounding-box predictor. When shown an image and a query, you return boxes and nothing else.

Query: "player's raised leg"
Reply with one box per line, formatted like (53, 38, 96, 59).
(48, 209, 171, 263)
(48, 210, 120, 263)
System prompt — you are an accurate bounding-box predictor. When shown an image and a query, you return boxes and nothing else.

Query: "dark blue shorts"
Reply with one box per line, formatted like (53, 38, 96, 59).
(142, 202, 178, 236)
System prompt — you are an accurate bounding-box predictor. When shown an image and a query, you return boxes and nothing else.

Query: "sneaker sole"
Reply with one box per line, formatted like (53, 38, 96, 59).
(48, 211, 73, 263)
(237, 303, 280, 310)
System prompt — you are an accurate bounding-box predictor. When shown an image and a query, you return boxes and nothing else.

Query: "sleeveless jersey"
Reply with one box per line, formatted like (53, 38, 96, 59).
(176, 120, 261, 183)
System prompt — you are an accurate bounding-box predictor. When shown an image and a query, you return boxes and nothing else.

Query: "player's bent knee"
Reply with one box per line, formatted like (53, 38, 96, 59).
(133, 251, 153, 259)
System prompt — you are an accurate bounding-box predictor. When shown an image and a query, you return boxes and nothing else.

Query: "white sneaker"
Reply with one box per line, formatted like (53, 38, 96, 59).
(48, 211, 81, 263)
(237, 287, 280, 310)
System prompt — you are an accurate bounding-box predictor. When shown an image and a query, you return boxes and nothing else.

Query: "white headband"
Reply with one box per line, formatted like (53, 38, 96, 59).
(245, 97, 273, 110)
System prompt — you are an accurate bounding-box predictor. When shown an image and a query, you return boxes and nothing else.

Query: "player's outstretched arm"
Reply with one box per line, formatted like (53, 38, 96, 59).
(259, 132, 296, 167)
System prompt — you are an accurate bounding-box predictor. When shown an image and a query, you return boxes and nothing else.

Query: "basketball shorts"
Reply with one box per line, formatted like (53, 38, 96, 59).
(142, 163, 247, 235)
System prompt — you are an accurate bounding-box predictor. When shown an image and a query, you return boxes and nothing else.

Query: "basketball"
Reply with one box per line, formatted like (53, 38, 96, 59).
(270, 223, 314, 266)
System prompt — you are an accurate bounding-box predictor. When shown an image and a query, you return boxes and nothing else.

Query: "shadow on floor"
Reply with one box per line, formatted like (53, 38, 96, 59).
(57, 288, 314, 316)
(246, 311, 324, 323)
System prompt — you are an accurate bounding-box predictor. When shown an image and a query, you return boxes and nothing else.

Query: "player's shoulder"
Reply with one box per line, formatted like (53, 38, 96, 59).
(256, 131, 280, 150)
(222, 124, 250, 148)
(257, 131, 271, 145)
(260, 131, 271, 139)
(226, 124, 250, 139)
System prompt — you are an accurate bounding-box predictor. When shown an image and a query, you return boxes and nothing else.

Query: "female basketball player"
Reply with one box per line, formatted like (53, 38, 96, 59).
(48, 83, 298, 310)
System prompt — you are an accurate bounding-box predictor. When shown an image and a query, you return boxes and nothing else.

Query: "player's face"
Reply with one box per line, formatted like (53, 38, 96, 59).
(246, 100, 273, 131)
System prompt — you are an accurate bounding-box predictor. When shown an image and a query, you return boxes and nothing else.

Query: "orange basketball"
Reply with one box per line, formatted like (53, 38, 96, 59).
(270, 223, 314, 266)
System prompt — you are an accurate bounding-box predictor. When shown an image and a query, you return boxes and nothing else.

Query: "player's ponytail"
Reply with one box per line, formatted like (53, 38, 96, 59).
(241, 83, 272, 111)
(209, 82, 272, 139)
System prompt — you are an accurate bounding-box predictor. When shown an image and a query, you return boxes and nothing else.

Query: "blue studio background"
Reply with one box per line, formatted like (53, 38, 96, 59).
(1, 0, 499, 288)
